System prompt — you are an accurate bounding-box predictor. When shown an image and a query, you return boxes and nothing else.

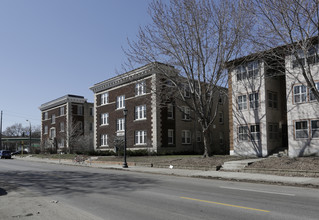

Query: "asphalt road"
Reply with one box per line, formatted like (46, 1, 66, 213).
(1, 159, 319, 220)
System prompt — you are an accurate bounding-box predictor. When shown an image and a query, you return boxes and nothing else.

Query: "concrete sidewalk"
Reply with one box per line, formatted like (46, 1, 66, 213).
(15, 156, 319, 188)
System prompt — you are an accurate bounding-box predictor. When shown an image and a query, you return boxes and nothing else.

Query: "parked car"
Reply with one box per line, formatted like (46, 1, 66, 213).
(11, 150, 28, 155)
(0, 150, 12, 159)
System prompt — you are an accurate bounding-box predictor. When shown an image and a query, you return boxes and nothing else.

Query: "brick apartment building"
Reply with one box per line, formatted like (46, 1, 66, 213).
(39, 94, 94, 153)
(90, 62, 229, 154)
(228, 44, 319, 157)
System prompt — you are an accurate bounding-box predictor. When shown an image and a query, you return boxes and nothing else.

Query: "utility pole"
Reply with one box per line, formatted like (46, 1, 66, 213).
(0, 111, 3, 149)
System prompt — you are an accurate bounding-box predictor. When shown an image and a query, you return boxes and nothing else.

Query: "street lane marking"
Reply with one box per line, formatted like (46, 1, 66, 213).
(180, 197, 270, 213)
(219, 186, 295, 197)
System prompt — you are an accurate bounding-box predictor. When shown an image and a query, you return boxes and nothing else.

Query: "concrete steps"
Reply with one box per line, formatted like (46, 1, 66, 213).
(221, 159, 264, 171)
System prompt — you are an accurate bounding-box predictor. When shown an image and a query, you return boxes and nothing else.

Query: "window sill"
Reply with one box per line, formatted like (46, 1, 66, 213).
(134, 118, 146, 121)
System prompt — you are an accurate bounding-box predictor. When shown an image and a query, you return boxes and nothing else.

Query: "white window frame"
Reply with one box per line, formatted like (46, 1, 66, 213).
(44, 112, 48, 120)
(60, 122, 65, 132)
(182, 106, 191, 120)
(183, 84, 190, 98)
(295, 120, 308, 139)
(182, 130, 191, 144)
(238, 95, 247, 110)
(101, 134, 108, 146)
(168, 129, 174, 144)
(101, 113, 109, 125)
(294, 85, 307, 103)
(77, 105, 83, 115)
(247, 60, 259, 79)
(116, 95, 125, 109)
(238, 126, 248, 141)
(135, 81, 146, 96)
(50, 128, 56, 139)
(101, 92, 109, 105)
(167, 104, 174, 119)
(135, 130, 147, 145)
(135, 105, 146, 120)
(309, 82, 319, 101)
(51, 114, 56, 124)
(44, 125, 48, 134)
(311, 120, 319, 138)
(117, 118, 125, 131)
(60, 107, 65, 116)
(249, 92, 259, 110)
(250, 124, 260, 141)
(236, 65, 247, 81)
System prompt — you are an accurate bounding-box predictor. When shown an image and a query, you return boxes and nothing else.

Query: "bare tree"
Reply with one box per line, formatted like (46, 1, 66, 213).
(125, 0, 251, 157)
(246, 0, 319, 101)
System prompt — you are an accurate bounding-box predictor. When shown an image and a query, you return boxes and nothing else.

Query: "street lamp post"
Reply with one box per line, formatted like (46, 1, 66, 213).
(26, 120, 31, 152)
(123, 109, 128, 168)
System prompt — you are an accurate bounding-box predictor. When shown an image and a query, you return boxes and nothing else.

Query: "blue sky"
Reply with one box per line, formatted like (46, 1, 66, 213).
(0, 0, 152, 129)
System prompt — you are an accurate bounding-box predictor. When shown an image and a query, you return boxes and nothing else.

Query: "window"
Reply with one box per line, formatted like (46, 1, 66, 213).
(238, 126, 248, 141)
(60, 122, 64, 132)
(116, 95, 125, 109)
(51, 114, 56, 124)
(78, 121, 83, 131)
(44, 112, 48, 120)
(101, 113, 109, 125)
(44, 126, 48, 134)
(135, 105, 146, 120)
(292, 46, 319, 68)
(89, 123, 93, 131)
(135, 130, 147, 145)
(219, 112, 224, 124)
(60, 107, 65, 116)
(268, 123, 279, 140)
(218, 95, 224, 105)
(135, 81, 146, 96)
(182, 130, 191, 144)
(237, 65, 247, 81)
(268, 91, 278, 109)
(89, 107, 93, 116)
(182, 106, 191, 120)
(294, 85, 307, 103)
(249, 92, 259, 109)
(167, 104, 174, 119)
(196, 131, 201, 142)
(238, 95, 247, 110)
(101, 134, 108, 146)
(295, 121, 308, 139)
(168, 129, 174, 144)
(77, 105, 83, 115)
(309, 82, 319, 101)
(50, 128, 56, 139)
(311, 120, 319, 138)
(101, 92, 108, 105)
(117, 118, 125, 131)
(183, 84, 190, 98)
(236, 61, 259, 81)
(58, 138, 64, 147)
(250, 124, 260, 141)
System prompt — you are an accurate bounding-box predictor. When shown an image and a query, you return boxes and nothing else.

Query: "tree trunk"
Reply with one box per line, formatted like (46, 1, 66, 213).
(202, 130, 211, 158)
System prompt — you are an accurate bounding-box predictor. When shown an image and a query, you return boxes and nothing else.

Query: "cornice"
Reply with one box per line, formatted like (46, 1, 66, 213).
(39, 94, 88, 111)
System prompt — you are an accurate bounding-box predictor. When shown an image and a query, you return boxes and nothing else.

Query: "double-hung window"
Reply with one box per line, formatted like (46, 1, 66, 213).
(101, 134, 108, 146)
(101, 113, 109, 125)
(238, 95, 247, 110)
(268, 123, 279, 140)
(44, 112, 48, 120)
(135, 131, 147, 145)
(294, 85, 307, 103)
(295, 121, 308, 139)
(60, 107, 65, 116)
(268, 91, 278, 109)
(117, 118, 125, 131)
(101, 92, 108, 105)
(238, 126, 248, 141)
(167, 104, 174, 119)
(168, 129, 174, 144)
(236, 65, 247, 81)
(135, 105, 146, 120)
(311, 120, 319, 138)
(249, 92, 259, 109)
(44, 126, 48, 134)
(182, 130, 191, 144)
(309, 82, 319, 101)
(51, 114, 56, 124)
(250, 124, 260, 141)
(77, 105, 83, 115)
(116, 95, 125, 109)
(247, 61, 259, 79)
(135, 81, 146, 96)
(183, 84, 190, 98)
(60, 122, 65, 132)
(182, 106, 191, 120)
(50, 128, 56, 139)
